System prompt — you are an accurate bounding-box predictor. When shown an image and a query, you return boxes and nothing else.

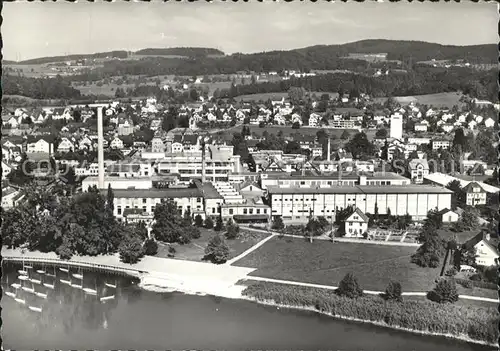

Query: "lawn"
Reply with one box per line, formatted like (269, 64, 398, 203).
(372, 92, 465, 109)
(232, 236, 440, 292)
(234, 91, 340, 102)
(155, 228, 268, 262)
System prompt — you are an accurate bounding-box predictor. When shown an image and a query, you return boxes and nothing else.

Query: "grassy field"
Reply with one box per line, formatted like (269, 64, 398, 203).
(235, 91, 339, 102)
(156, 228, 268, 262)
(232, 125, 364, 138)
(232, 236, 440, 292)
(372, 92, 464, 109)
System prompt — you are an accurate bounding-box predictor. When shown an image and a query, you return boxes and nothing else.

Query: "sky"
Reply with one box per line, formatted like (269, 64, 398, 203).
(3, 0, 498, 61)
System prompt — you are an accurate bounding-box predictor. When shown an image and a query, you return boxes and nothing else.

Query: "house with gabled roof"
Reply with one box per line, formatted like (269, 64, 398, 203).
(463, 232, 498, 267)
(463, 181, 487, 207)
(344, 208, 369, 238)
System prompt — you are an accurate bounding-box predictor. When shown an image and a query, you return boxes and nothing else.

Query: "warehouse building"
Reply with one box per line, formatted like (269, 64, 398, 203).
(268, 185, 453, 223)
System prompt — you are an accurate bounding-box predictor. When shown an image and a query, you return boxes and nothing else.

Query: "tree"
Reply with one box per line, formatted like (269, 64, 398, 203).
(340, 130, 350, 140)
(411, 235, 446, 268)
(214, 216, 224, 231)
(225, 218, 240, 239)
(382, 281, 403, 302)
(335, 273, 363, 299)
(204, 234, 230, 264)
(427, 279, 459, 304)
(106, 184, 114, 214)
(453, 244, 478, 268)
(345, 132, 375, 159)
(375, 128, 388, 139)
(204, 217, 214, 229)
(119, 234, 144, 264)
(272, 216, 285, 231)
(292, 121, 301, 129)
(446, 180, 465, 209)
(452, 208, 479, 232)
(143, 238, 158, 256)
(194, 214, 204, 227)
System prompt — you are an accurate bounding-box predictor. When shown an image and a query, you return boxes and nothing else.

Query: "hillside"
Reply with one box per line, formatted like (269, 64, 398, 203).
(296, 40, 497, 63)
(9, 51, 129, 65)
(134, 47, 225, 57)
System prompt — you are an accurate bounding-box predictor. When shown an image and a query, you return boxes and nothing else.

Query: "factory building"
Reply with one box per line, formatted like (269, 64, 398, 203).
(268, 185, 453, 223)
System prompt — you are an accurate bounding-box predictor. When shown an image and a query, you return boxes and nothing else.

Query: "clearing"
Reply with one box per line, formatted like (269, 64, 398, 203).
(372, 92, 465, 109)
(156, 228, 269, 262)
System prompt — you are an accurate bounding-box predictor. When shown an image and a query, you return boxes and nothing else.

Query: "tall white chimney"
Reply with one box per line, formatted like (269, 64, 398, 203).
(97, 107, 105, 189)
(327, 138, 331, 162)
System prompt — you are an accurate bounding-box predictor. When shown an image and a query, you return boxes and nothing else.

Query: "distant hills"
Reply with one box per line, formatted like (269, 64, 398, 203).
(4, 40, 496, 66)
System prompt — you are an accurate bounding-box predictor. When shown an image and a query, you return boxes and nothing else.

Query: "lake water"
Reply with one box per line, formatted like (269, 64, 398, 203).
(1, 261, 493, 351)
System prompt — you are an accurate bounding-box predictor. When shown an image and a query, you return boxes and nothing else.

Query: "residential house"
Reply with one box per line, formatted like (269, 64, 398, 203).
(308, 113, 320, 127)
(432, 139, 451, 150)
(437, 208, 460, 223)
(408, 156, 429, 184)
(344, 208, 369, 238)
(110, 137, 124, 150)
(151, 137, 166, 153)
(78, 136, 93, 150)
(2, 161, 13, 179)
(484, 118, 495, 128)
(441, 124, 454, 133)
(57, 138, 75, 153)
(117, 120, 134, 136)
(463, 182, 487, 207)
(463, 232, 498, 267)
(26, 137, 54, 154)
(1, 186, 25, 210)
(414, 123, 428, 132)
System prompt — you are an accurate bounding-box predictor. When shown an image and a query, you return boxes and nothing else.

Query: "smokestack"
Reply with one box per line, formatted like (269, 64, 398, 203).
(327, 138, 331, 162)
(97, 107, 105, 189)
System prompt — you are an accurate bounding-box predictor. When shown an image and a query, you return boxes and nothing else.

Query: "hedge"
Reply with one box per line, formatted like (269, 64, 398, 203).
(453, 278, 497, 290)
(242, 282, 498, 345)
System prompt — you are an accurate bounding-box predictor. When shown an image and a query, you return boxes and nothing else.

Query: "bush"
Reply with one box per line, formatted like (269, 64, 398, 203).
(204, 234, 230, 264)
(204, 217, 214, 229)
(55, 241, 73, 260)
(214, 216, 224, 232)
(225, 218, 240, 239)
(242, 282, 499, 345)
(455, 278, 474, 289)
(167, 245, 176, 258)
(119, 235, 144, 264)
(335, 273, 363, 299)
(427, 279, 459, 304)
(444, 267, 458, 277)
(382, 281, 403, 302)
(143, 238, 158, 256)
(194, 214, 204, 227)
(469, 273, 482, 281)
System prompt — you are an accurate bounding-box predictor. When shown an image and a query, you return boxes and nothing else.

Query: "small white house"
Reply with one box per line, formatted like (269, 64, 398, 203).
(414, 123, 428, 132)
(344, 208, 369, 238)
(26, 138, 54, 154)
(57, 138, 75, 153)
(484, 118, 495, 128)
(2, 161, 13, 179)
(463, 232, 498, 267)
(438, 208, 460, 223)
(110, 137, 124, 150)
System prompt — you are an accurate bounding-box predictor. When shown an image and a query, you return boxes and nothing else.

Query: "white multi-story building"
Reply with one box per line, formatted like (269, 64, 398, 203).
(390, 112, 403, 140)
(82, 176, 153, 192)
(432, 140, 451, 150)
(26, 138, 54, 154)
(157, 145, 241, 183)
(268, 185, 452, 223)
(110, 188, 204, 218)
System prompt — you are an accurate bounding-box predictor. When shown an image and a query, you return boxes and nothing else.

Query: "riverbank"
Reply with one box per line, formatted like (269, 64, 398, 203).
(240, 282, 499, 348)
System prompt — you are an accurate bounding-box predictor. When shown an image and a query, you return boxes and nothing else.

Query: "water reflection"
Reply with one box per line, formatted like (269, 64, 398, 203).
(2, 261, 136, 334)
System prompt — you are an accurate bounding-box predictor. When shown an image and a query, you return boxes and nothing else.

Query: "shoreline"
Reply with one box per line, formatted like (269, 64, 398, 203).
(240, 296, 498, 349)
(3, 253, 498, 348)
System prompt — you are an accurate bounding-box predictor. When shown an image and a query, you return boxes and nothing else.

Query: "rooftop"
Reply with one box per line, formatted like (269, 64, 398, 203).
(104, 188, 203, 199)
(268, 185, 453, 195)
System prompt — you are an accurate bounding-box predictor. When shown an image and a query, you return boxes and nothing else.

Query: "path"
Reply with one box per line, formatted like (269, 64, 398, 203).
(241, 226, 420, 247)
(245, 276, 499, 303)
(226, 233, 277, 265)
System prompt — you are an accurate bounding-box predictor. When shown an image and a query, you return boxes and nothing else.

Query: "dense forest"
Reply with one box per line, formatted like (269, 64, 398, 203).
(2, 74, 83, 99)
(219, 67, 498, 101)
(135, 47, 225, 57)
